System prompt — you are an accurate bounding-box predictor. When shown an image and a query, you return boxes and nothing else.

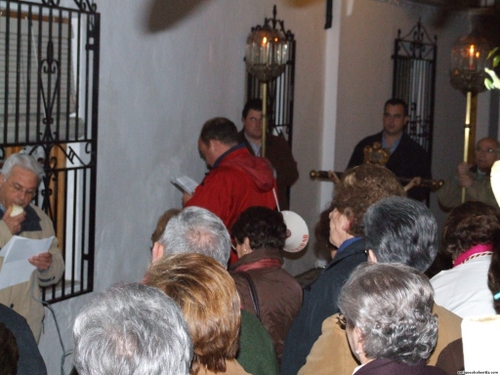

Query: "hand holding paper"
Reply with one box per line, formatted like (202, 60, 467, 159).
(0, 235, 55, 289)
(29, 252, 53, 271)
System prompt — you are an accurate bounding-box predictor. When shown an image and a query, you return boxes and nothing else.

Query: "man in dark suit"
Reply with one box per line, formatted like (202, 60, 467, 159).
(347, 98, 431, 201)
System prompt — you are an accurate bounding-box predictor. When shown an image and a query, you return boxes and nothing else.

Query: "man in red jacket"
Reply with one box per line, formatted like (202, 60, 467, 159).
(183, 117, 277, 240)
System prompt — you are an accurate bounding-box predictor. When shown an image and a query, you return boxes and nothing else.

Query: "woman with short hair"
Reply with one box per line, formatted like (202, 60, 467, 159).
(143, 253, 249, 375)
(229, 206, 302, 364)
(431, 201, 499, 318)
(338, 262, 446, 375)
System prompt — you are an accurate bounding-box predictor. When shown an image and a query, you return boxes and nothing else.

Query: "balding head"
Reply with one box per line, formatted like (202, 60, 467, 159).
(153, 207, 231, 266)
(475, 137, 500, 172)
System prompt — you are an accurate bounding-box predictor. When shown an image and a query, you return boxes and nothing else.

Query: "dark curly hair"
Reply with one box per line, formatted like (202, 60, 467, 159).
(442, 201, 500, 260)
(231, 206, 286, 250)
(333, 164, 406, 236)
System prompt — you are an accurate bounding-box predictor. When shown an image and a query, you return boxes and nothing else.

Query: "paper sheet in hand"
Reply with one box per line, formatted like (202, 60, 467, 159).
(0, 235, 55, 290)
(171, 175, 198, 195)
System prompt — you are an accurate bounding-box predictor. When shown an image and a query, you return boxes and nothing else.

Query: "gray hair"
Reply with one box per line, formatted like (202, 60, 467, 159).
(159, 206, 231, 266)
(363, 196, 438, 272)
(338, 262, 438, 364)
(73, 283, 193, 375)
(1, 153, 44, 181)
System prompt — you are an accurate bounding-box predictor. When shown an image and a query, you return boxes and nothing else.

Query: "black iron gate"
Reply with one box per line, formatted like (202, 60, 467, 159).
(392, 20, 437, 158)
(0, 0, 99, 303)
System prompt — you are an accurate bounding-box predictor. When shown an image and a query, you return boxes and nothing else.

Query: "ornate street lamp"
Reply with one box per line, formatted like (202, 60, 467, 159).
(245, 23, 288, 157)
(449, 31, 491, 202)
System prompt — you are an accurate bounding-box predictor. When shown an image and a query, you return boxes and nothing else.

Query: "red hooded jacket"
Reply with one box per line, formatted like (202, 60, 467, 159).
(186, 145, 277, 233)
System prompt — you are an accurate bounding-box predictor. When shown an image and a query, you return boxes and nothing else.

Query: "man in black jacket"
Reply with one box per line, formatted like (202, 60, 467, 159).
(347, 99, 431, 201)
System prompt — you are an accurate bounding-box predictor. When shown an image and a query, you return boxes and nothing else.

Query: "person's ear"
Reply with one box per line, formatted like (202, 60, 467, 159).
(152, 242, 164, 262)
(341, 216, 351, 233)
(354, 327, 364, 354)
(209, 139, 218, 151)
(244, 237, 252, 252)
(367, 249, 377, 263)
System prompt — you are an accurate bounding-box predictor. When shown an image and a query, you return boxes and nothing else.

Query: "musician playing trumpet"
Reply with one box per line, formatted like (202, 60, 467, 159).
(437, 137, 500, 211)
(346, 99, 432, 201)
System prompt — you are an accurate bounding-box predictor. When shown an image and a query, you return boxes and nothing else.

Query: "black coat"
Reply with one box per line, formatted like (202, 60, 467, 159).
(281, 239, 367, 375)
(0, 303, 47, 375)
(347, 131, 432, 201)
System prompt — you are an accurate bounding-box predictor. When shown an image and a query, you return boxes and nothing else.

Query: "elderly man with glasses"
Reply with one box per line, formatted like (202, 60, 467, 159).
(0, 153, 64, 343)
(438, 137, 500, 211)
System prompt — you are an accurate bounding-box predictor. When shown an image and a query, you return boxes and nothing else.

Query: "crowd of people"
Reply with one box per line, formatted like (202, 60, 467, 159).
(70, 166, 499, 374)
(1, 97, 500, 374)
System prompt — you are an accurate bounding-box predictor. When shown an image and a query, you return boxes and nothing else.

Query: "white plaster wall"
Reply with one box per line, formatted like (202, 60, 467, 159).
(37, 1, 327, 373)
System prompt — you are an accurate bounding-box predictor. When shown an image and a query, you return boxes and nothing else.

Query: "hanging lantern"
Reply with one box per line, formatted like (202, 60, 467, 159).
(245, 24, 288, 83)
(450, 32, 491, 94)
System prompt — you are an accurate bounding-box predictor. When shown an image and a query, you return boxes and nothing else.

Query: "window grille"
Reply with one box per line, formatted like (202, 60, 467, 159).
(0, 0, 100, 303)
(392, 19, 437, 157)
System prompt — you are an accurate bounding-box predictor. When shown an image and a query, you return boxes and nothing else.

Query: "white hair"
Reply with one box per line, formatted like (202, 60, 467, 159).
(73, 283, 193, 375)
(159, 206, 231, 266)
(1, 153, 44, 181)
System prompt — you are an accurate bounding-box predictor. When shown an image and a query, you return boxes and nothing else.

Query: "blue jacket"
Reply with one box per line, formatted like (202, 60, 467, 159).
(280, 238, 367, 375)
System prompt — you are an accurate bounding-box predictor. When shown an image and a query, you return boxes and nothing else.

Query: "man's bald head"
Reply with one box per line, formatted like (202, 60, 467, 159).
(475, 137, 500, 172)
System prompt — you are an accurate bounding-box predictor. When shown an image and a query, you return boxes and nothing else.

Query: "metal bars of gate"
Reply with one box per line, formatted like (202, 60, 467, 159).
(392, 19, 437, 158)
(0, 0, 99, 303)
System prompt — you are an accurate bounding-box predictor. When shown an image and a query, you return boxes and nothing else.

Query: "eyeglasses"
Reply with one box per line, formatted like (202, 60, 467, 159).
(336, 313, 346, 330)
(8, 180, 37, 198)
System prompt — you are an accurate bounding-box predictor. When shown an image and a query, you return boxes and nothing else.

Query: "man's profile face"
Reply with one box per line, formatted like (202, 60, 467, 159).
(0, 166, 39, 209)
(198, 138, 217, 168)
(475, 138, 499, 172)
(242, 109, 263, 143)
(383, 104, 408, 137)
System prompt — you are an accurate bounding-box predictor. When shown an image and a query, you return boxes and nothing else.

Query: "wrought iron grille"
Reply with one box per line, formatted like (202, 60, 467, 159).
(0, 0, 99, 303)
(392, 19, 437, 157)
(246, 6, 296, 145)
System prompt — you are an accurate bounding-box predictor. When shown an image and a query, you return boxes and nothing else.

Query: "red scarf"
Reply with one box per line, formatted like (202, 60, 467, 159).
(453, 243, 493, 267)
(234, 258, 282, 272)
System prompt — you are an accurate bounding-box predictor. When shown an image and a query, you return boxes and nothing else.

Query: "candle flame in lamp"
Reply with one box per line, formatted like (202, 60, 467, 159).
(469, 44, 475, 70)
(262, 36, 268, 46)
(490, 160, 500, 207)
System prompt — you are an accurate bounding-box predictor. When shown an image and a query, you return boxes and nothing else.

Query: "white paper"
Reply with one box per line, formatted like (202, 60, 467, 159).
(462, 315, 500, 372)
(171, 175, 198, 195)
(0, 235, 55, 289)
